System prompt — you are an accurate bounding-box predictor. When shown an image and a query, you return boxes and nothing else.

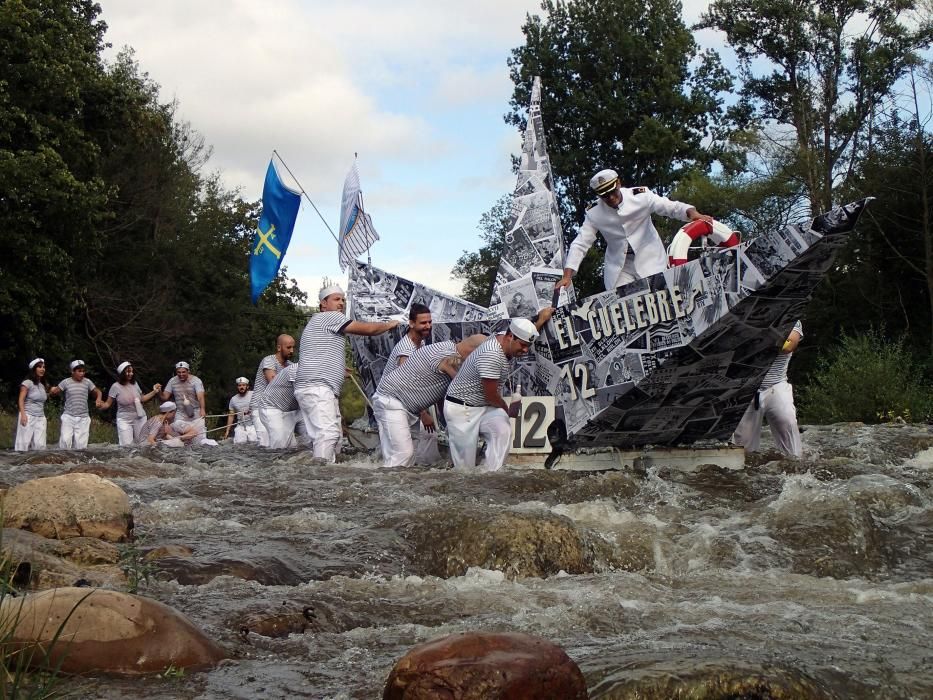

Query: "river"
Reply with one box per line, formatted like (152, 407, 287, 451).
(2, 421, 932, 699)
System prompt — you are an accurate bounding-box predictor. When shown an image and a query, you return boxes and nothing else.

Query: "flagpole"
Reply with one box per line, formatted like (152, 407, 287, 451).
(272, 150, 340, 246)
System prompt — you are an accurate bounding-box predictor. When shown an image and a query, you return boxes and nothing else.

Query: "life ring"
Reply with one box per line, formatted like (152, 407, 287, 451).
(667, 220, 740, 267)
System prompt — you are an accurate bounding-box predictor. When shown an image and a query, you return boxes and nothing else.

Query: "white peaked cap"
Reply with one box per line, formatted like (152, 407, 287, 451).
(175, 361, 190, 370)
(235, 376, 249, 384)
(589, 168, 620, 195)
(28, 357, 44, 369)
(319, 284, 344, 302)
(70, 359, 85, 370)
(159, 401, 176, 413)
(509, 318, 539, 343)
(117, 361, 131, 374)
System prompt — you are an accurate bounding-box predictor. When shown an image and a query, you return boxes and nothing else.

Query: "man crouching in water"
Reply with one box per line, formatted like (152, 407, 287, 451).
(136, 401, 199, 447)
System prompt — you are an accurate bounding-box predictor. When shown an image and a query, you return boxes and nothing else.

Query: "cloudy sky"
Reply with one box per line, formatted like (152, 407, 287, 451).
(98, 1, 717, 301)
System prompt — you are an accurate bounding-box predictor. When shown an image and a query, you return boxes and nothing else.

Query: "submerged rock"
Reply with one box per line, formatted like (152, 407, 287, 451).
(383, 631, 586, 699)
(402, 505, 615, 579)
(2, 473, 133, 542)
(0, 587, 227, 675)
(1, 528, 124, 590)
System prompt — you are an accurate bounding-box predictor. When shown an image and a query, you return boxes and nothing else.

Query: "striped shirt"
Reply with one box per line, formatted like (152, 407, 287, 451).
(295, 311, 351, 395)
(164, 375, 205, 419)
(379, 341, 457, 414)
(229, 391, 253, 426)
(136, 415, 170, 444)
(108, 382, 143, 419)
(260, 364, 299, 411)
(761, 321, 804, 390)
(20, 380, 48, 417)
(57, 377, 96, 417)
(446, 335, 508, 407)
(250, 354, 290, 410)
(377, 333, 423, 391)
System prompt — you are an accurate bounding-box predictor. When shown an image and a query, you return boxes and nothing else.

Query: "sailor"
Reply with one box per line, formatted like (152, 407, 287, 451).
(555, 168, 713, 292)
(160, 362, 215, 446)
(57, 360, 103, 449)
(294, 284, 400, 462)
(733, 321, 804, 458)
(15, 358, 52, 452)
(98, 361, 162, 446)
(376, 302, 436, 463)
(136, 401, 198, 447)
(224, 377, 257, 444)
(374, 334, 487, 468)
(249, 334, 296, 447)
(443, 318, 538, 471)
(258, 364, 302, 449)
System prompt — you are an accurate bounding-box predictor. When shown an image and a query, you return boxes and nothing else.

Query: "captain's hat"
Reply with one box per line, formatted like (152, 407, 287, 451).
(589, 168, 619, 196)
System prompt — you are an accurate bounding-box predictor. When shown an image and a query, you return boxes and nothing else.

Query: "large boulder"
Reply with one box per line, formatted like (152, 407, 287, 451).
(383, 632, 587, 699)
(0, 587, 227, 675)
(3, 473, 133, 542)
(1, 528, 124, 590)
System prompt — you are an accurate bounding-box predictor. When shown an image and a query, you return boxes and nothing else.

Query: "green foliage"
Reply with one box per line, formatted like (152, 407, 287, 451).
(798, 331, 933, 424)
(118, 537, 153, 595)
(0, 2, 307, 414)
(452, 196, 510, 306)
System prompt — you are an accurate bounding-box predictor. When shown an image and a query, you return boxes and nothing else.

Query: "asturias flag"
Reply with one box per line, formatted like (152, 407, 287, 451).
(250, 160, 301, 304)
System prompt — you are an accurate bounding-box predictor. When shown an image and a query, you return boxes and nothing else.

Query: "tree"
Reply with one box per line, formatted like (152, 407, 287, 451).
(452, 196, 510, 305)
(699, 0, 933, 214)
(507, 0, 737, 236)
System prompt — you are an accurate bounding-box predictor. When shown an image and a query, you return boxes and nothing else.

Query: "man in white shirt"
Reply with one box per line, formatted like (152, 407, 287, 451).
(555, 168, 713, 291)
(224, 377, 257, 444)
(249, 334, 295, 447)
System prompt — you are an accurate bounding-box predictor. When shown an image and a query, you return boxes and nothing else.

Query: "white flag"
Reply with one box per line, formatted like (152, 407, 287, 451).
(338, 162, 380, 269)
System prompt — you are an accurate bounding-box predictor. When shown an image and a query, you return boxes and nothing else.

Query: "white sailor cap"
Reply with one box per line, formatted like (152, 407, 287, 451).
(319, 284, 344, 302)
(116, 361, 131, 374)
(159, 401, 177, 413)
(70, 359, 86, 370)
(175, 361, 190, 370)
(590, 168, 620, 196)
(28, 357, 44, 369)
(235, 376, 249, 385)
(509, 318, 539, 343)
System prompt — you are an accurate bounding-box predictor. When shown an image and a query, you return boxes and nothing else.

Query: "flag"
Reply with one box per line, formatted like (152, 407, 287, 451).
(338, 162, 380, 269)
(250, 160, 301, 304)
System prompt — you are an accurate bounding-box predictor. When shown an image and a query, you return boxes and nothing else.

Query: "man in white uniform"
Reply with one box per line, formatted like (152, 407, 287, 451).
(443, 319, 538, 471)
(294, 284, 400, 462)
(160, 362, 216, 446)
(374, 334, 487, 468)
(258, 364, 302, 448)
(224, 377, 257, 444)
(555, 168, 713, 291)
(376, 303, 437, 463)
(249, 334, 295, 447)
(57, 360, 102, 449)
(733, 321, 804, 457)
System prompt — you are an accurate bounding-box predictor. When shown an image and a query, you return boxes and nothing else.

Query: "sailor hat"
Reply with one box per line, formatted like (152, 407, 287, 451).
(590, 168, 620, 196)
(175, 361, 190, 370)
(319, 284, 344, 302)
(159, 401, 177, 413)
(28, 357, 44, 369)
(70, 359, 85, 370)
(509, 318, 539, 343)
(117, 361, 132, 374)
(235, 376, 249, 385)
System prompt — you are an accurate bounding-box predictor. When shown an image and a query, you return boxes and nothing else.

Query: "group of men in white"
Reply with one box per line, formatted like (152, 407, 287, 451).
(14, 168, 803, 460)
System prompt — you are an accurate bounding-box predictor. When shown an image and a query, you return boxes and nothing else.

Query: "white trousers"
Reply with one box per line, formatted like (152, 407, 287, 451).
(116, 416, 145, 446)
(606, 252, 640, 290)
(258, 407, 299, 448)
(733, 381, 801, 458)
(373, 393, 419, 467)
(175, 418, 217, 447)
(15, 414, 47, 451)
(233, 422, 258, 444)
(254, 412, 270, 447)
(59, 414, 91, 449)
(444, 400, 512, 471)
(295, 384, 342, 462)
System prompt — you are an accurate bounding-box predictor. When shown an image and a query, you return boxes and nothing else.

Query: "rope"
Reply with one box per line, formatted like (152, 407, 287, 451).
(348, 373, 373, 409)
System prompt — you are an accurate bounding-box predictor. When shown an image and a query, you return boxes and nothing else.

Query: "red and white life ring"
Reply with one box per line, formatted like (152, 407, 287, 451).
(667, 220, 740, 267)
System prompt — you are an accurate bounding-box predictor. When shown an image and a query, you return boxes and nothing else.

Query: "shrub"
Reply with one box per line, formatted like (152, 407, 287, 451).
(798, 330, 933, 424)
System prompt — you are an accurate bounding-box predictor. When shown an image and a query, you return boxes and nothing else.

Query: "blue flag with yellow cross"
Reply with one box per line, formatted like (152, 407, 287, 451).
(250, 160, 301, 304)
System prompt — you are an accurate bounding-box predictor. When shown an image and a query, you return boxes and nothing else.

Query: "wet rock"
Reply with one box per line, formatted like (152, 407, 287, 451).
(403, 505, 615, 579)
(0, 587, 227, 675)
(3, 473, 133, 542)
(1, 528, 124, 590)
(237, 603, 317, 640)
(144, 544, 194, 561)
(383, 632, 587, 700)
(151, 556, 305, 586)
(588, 660, 840, 699)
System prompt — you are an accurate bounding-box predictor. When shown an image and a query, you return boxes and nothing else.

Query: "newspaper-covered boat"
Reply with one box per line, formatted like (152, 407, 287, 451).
(345, 78, 868, 455)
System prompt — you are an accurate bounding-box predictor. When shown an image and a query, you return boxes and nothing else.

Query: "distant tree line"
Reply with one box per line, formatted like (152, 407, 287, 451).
(0, 0, 308, 415)
(454, 0, 933, 421)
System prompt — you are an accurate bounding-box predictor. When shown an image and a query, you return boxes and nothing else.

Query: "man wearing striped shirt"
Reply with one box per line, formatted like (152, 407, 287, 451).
(57, 360, 103, 449)
(443, 318, 540, 471)
(375, 334, 487, 468)
(294, 284, 400, 462)
(258, 364, 302, 449)
(733, 321, 804, 457)
(249, 334, 295, 447)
